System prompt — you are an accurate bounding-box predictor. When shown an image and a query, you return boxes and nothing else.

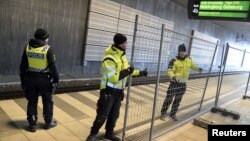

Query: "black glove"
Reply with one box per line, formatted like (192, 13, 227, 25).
(50, 76, 59, 85)
(49, 83, 58, 94)
(139, 68, 148, 77)
(121, 91, 125, 101)
(119, 67, 134, 80)
(198, 68, 203, 73)
(172, 76, 178, 83)
(127, 66, 134, 74)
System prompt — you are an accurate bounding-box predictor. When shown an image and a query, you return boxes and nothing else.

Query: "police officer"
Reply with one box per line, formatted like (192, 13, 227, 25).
(86, 33, 148, 141)
(160, 44, 203, 121)
(20, 28, 59, 132)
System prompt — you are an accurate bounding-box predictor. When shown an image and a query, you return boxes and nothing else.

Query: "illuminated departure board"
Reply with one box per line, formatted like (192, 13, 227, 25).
(188, 0, 250, 21)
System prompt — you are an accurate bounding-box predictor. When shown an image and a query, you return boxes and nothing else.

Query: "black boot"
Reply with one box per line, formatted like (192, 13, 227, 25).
(170, 115, 178, 121)
(86, 134, 96, 141)
(44, 120, 57, 129)
(28, 124, 37, 132)
(105, 132, 121, 141)
(27, 115, 37, 132)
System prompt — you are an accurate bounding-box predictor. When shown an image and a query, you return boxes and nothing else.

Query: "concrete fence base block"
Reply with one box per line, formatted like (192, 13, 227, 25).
(193, 117, 215, 129)
(211, 107, 240, 120)
(242, 95, 250, 100)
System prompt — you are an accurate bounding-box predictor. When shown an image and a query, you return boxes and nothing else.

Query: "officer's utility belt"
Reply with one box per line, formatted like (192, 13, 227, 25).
(101, 86, 124, 96)
(27, 71, 50, 78)
(170, 81, 186, 84)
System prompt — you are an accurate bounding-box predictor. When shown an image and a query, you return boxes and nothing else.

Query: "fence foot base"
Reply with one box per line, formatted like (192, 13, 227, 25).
(193, 117, 214, 129)
(242, 95, 250, 99)
(211, 107, 240, 120)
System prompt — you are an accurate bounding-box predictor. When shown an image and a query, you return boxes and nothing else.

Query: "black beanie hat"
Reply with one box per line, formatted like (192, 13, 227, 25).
(113, 33, 127, 45)
(34, 28, 49, 40)
(178, 44, 186, 52)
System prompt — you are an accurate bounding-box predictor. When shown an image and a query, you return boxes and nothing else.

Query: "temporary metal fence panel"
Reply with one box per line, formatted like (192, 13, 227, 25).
(122, 15, 218, 141)
(195, 44, 223, 110)
(189, 32, 219, 109)
(214, 44, 249, 107)
(151, 29, 218, 139)
(122, 20, 163, 141)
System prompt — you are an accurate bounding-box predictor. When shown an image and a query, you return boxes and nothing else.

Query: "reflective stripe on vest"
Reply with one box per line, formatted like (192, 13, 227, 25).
(101, 81, 123, 89)
(100, 55, 125, 90)
(26, 45, 50, 73)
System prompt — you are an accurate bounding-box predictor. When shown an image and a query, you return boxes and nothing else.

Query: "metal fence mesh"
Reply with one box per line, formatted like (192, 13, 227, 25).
(152, 29, 217, 139)
(122, 16, 217, 140)
(213, 44, 249, 107)
(225, 47, 245, 71)
(242, 52, 250, 70)
(123, 22, 162, 140)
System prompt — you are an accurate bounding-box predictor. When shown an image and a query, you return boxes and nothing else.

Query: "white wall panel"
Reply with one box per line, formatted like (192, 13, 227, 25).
(85, 0, 174, 61)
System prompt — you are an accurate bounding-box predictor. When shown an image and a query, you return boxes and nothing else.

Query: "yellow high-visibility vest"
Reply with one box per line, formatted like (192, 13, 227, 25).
(26, 45, 50, 73)
(167, 57, 199, 83)
(100, 45, 139, 90)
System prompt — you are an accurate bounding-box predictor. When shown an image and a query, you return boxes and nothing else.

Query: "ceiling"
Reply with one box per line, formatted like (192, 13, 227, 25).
(170, 0, 250, 38)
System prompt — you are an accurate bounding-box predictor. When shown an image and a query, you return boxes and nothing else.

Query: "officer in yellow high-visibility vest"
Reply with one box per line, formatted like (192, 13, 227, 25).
(20, 28, 59, 132)
(86, 33, 148, 141)
(160, 44, 203, 121)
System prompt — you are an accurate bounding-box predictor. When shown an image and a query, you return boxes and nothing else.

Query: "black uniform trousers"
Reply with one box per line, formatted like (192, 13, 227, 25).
(90, 87, 123, 135)
(25, 75, 53, 126)
(161, 82, 186, 117)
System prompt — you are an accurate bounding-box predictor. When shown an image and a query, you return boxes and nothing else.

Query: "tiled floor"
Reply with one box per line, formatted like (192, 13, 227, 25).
(154, 98, 250, 141)
(0, 74, 249, 141)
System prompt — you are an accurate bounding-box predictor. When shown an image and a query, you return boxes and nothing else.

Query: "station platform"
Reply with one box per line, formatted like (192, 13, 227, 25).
(155, 98, 250, 141)
(0, 73, 249, 141)
(0, 74, 101, 99)
(0, 71, 246, 99)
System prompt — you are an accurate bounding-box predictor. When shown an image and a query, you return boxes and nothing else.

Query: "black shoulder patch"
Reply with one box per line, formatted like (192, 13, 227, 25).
(102, 57, 115, 63)
(168, 58, 176, 69)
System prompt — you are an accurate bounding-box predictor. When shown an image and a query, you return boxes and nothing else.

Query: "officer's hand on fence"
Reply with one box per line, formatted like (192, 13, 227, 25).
(198, 68, 203, 73)
(127, 66, 134, 74)
(139, 68, 148, 77)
